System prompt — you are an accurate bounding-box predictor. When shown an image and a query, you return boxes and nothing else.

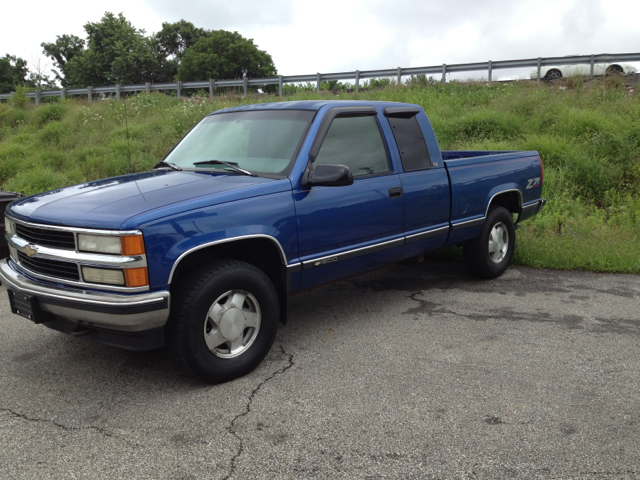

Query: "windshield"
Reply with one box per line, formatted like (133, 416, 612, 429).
(163, 109, 316, 177)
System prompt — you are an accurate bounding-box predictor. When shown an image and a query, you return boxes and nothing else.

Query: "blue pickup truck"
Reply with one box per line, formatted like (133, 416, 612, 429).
(1, 100, 545, 382)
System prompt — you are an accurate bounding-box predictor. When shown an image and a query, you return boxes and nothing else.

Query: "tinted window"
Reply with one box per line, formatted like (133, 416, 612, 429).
(387, 116, 431, 171)
(315, 116, 390, 177)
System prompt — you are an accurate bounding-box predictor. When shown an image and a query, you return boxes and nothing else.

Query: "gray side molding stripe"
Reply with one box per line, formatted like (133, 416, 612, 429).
(451, 217, 486, 231)
(302, 238, 405, 271)
(405, 226, 450, 244)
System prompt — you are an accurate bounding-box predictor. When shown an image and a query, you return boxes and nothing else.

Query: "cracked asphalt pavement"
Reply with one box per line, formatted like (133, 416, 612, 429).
(1, 259, 639, 479)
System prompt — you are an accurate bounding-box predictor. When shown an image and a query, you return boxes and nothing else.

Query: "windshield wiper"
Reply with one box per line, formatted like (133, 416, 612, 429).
(192, 159, 257, 177)
(154, 160, 182, 171)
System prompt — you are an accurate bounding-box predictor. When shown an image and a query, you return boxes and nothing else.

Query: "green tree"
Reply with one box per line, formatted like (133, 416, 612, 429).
(177, 30, 277, 81)
(152, 20, 208, 82)
(0, 54, 30, 93)
(41, 34, 86, 87)
(154, 20, 207, 60)
(39, 14, 278, 88)
(42, 12, 159, 87)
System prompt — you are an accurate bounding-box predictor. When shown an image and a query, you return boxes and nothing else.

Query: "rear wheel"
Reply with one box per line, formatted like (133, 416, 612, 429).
(463, 206, 515, 279)
(166, 259, 279, 383)
(545, 69, 562, 80)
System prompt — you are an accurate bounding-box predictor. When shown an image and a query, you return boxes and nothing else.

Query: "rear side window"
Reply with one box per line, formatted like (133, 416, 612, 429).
(315, 116, 390, 177)
(387, 116, 431, 171)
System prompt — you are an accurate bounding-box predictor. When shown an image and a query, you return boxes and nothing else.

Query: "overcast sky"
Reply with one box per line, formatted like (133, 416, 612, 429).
(2, 0, 639, 82)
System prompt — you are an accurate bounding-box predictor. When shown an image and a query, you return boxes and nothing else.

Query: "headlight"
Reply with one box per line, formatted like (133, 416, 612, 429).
(4, 217, 15, 236)
(78, 234, 121, 254)
(78, 233, 148, 287)
(8, 245, 18, 262)
(78, 234, 145, 255)
(81, 266, 149, 287)
(82, 267, 125, 285)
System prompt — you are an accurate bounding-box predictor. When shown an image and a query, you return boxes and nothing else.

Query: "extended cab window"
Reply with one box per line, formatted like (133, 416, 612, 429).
(387, 116, 431, 171)
(315, 115, 390, 177)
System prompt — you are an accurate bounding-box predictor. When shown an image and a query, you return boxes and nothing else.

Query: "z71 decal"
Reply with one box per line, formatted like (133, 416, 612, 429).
(526, 177, 541, 189)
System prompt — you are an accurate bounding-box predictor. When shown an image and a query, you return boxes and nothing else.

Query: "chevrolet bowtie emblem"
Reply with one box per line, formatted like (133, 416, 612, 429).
(23, 244, 38, 257)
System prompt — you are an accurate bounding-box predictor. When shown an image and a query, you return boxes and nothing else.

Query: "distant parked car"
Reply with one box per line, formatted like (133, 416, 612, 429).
(531, 62, 638, 80)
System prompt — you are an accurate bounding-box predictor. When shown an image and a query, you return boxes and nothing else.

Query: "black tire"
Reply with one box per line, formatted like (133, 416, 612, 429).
(463, 206, 515, 279)
(606, 65, 623, 76)
(166, 259, 279, 383)
(545, 69, 562, 80)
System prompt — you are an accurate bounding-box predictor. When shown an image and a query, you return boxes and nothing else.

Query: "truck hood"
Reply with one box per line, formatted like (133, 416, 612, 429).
(8, 170, 286, 230)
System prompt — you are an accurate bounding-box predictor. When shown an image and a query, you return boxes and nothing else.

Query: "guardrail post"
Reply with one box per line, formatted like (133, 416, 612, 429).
(61, 87, 66, 102)
(87, 86, 93, 102)
(316, 73, 321, 92)
(115, 84, 121, 101)
(590, 54, 595, 77)
(441, 64, 447, 85)
(278, 75, 283, 96)
(355, 70, 360, 92)
(35, 90, 40, 106)
(208, 79, 215, 98)
(488, 60, 492, 82)
(177, 80, 183, 98)
(536, 58, 542, 81)
(242, 76, 248, 95)
(397, 67, 402, 86)
(145, 82, 151, 94)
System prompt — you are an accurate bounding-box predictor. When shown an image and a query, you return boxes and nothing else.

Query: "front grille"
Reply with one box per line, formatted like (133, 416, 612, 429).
(15, 224, 75, 250)
(18, 252, 80, 281)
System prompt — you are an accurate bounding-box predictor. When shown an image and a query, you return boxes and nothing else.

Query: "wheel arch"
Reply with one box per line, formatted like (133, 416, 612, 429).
(485, 189, 522, 217)
(168, 235, 289, 324)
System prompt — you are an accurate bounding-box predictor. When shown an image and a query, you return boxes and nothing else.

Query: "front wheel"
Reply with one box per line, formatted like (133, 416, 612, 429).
(463, 206, 515, 279)
(606, 65, 623, 76)
(166, 259, 279, 383)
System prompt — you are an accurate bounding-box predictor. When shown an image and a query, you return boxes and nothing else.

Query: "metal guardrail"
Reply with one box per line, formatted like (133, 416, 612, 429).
(1, 52, 639, 103)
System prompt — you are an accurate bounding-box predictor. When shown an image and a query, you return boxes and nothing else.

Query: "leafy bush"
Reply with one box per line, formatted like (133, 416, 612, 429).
(9, 85, 31, 109)
(362, 77, 395, 89)
(405, 75, 438, 87)
(34, 103, 65, 126)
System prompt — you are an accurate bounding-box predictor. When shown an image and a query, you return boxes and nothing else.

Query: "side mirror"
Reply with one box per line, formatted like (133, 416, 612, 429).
(304, 164, 354, 187)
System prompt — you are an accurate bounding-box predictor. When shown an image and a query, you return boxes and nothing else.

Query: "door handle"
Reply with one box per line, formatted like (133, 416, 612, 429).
(388, 187, 403, 198)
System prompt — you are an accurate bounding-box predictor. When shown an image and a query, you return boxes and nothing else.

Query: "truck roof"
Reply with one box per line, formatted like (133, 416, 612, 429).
(211, 100, 410, 115)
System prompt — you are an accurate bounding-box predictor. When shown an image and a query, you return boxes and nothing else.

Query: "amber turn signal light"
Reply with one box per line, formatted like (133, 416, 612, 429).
(121, 235, 145, 255)
(124, 267, 149, 287)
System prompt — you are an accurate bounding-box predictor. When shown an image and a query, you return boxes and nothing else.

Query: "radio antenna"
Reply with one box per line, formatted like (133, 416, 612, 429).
(123, 93, 132, 174)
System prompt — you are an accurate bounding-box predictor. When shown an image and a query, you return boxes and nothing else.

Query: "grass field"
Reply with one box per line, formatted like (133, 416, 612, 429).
(0, 76, 639, 273)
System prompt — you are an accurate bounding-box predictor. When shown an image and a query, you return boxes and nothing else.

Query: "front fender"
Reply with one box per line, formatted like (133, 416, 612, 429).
(141, 192, 298, 286)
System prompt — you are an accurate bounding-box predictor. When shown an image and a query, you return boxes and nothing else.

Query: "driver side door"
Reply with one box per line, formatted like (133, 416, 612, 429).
(293, 109, 405, 289)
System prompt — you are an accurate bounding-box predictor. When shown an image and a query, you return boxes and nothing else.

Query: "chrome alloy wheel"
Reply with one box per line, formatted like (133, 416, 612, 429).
(488, 222, 509, 264)
(203, 290, 261, 358)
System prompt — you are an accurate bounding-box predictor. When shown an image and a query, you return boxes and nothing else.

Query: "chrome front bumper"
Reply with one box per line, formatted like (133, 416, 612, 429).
(0, 258, 170, 333)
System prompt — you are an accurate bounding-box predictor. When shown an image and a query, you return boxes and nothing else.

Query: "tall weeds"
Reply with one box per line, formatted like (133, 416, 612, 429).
(0, 79, 638, 271)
